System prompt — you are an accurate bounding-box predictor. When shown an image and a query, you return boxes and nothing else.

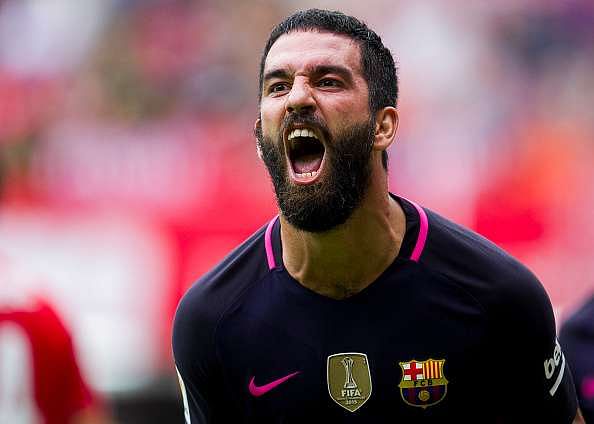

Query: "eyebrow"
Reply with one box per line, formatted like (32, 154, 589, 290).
(263, 65, 354, 86)
(263, 68, 291, 84)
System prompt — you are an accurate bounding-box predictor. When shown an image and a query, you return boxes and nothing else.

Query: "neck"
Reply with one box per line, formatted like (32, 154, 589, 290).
(280, 179, 406, 300)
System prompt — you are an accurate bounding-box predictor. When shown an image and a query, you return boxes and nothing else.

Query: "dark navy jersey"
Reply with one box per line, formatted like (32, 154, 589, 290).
(173, 195, 578, 423)
(560, 295, 594, 423)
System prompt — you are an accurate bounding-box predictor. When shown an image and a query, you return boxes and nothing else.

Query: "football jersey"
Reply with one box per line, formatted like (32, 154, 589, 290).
(0, 297, 94, 424)
(173, 195, 578, 423)
(560, 295, 594, 423)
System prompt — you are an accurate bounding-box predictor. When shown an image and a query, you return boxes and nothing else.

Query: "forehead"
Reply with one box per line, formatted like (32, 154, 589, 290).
(265, 31, 362, 76)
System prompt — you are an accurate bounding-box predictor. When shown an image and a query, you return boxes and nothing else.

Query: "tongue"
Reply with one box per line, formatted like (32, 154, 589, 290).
(293, 154, 322, 174)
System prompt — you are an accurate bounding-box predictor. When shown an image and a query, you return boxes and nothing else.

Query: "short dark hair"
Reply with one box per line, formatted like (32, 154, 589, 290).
(258, 9, 398, 170)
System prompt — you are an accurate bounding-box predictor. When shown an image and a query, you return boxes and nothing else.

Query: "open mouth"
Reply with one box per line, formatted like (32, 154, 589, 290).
(286, 127, 326, 184)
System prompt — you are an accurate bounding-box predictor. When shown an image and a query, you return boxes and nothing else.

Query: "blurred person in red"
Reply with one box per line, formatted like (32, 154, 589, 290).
(0, 274, 111, 424)
(0, 88, 111, 421)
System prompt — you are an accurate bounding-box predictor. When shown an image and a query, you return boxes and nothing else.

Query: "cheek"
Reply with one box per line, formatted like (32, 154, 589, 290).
(259, 100, 285, 137)
(318, 94, 369, 124)
(324, 106, 367, 135)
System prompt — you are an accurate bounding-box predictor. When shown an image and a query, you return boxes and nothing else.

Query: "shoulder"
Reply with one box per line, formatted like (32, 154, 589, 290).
(172, 222, 272, 364)
(419, 208, 550, 316)
(561, 296, 594, 335)
(171, 221, 275, 422)
(0, 297, 72, 346)
(417, 207, 579, 420)
(560, 295, 594, 351)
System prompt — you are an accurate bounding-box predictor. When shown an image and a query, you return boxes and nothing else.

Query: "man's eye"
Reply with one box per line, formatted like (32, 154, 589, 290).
(319, 79, 340, 87)
(270, 83, 289, 93)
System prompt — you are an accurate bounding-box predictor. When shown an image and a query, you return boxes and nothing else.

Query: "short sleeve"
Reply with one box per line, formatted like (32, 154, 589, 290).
(172, 291, 216, 424)
(172, 286, 238, 424)
(173, 361, 209, 424)
(172, 226, 269, 423)
(37, 300, 97, 423)
(491, 268, 578, 422)
(559, 295, 594, 424)
(57, 328, 95, 416)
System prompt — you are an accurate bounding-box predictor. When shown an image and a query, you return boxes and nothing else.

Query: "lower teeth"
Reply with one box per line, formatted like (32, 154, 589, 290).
(296, 171, 318, 178)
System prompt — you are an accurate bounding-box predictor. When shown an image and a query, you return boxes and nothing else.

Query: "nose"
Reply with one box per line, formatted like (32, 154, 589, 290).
(286, 77, 316, 115)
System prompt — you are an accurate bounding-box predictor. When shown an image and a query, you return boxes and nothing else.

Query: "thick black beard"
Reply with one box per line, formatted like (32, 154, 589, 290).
(257, 114, 375, 233)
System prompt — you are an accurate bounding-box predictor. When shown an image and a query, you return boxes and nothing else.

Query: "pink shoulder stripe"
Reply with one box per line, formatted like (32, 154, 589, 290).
(264, 216, 279, 269)
(408, 200, 429, 262)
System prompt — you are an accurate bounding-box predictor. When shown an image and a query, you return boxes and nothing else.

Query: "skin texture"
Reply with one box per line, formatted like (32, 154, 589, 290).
(257, 30, 401, 300)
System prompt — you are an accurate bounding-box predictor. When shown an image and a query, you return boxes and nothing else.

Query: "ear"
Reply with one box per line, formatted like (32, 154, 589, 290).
(254, 118, 263, 161)
(373, 107, 398, 152)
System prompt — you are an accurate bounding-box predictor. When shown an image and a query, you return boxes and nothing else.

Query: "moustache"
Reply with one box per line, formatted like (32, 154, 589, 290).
(280, 113, 331, 143)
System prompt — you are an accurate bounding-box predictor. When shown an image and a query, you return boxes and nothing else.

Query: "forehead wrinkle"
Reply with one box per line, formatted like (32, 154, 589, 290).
(264, 31, 363, 78)
(264, 63, 354, 84)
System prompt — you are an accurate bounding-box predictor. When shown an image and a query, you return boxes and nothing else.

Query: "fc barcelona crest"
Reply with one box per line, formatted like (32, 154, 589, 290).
(398, 358, 448, 409)
(327, 353, 372, 412)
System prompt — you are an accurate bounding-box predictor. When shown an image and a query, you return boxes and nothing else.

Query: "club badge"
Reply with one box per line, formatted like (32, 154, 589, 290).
(398, 358, 448, 409)
(327, 353, 372, 412)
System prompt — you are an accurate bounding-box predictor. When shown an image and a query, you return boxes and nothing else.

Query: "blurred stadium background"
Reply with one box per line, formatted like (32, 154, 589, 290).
(0, 0, 592, 422)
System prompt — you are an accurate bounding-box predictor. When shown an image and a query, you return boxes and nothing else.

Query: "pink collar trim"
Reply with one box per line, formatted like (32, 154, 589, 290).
(263, 199, 428, 269)
(264, 216, 279, 270)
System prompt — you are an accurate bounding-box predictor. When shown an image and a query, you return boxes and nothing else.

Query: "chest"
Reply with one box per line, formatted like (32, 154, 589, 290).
(216, 269, 497, 422)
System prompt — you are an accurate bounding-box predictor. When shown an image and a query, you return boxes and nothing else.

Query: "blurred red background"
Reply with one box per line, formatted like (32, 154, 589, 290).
(1, 0, 592, 421)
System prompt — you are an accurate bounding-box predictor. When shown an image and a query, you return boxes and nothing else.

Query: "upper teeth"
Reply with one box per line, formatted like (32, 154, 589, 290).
(288, 128, 318, 140)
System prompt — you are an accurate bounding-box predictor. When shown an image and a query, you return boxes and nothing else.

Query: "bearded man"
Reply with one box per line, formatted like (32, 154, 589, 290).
(173, 9, 583, 423)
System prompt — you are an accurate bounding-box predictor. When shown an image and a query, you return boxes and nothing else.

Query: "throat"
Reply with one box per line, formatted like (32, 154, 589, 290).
(282, 240, 391, 300)
(279, 196, 407, 300)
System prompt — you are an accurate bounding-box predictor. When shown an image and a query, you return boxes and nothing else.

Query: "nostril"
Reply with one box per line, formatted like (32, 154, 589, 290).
(286, 105, 314, 114)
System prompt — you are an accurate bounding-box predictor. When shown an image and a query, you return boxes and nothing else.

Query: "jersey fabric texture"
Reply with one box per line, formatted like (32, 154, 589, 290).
(560, 295, 594, 423)
(0, 298, 95, 424)
(173, 195, 578, 423)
